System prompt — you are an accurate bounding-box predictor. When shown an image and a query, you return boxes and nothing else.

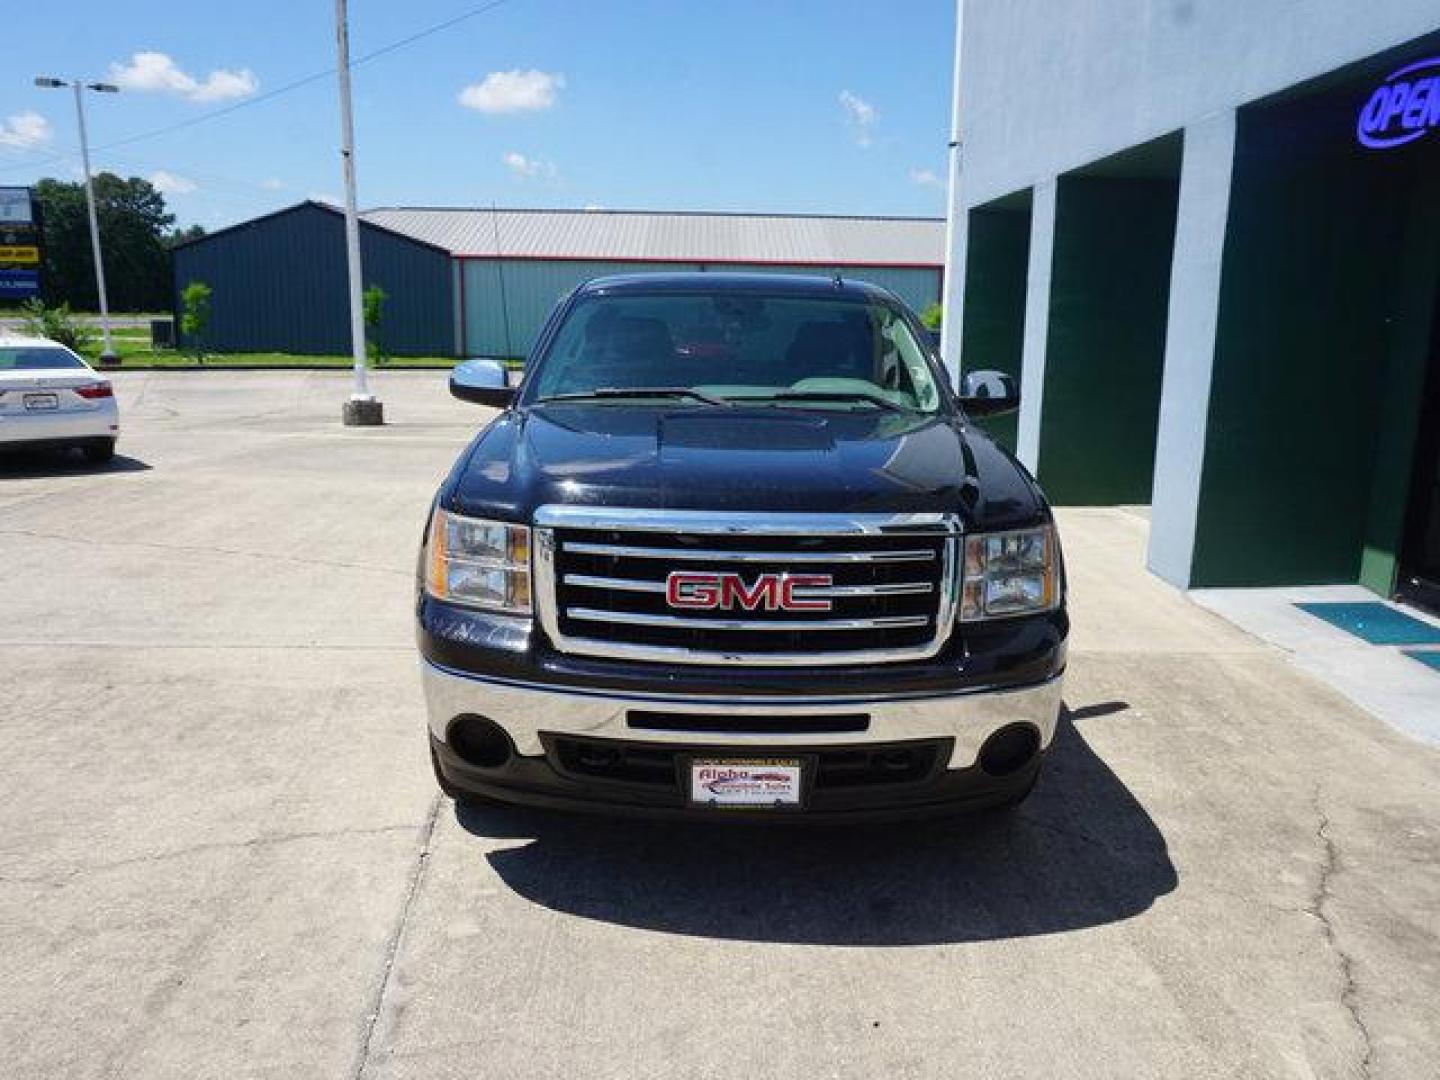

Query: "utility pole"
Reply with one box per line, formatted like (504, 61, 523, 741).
(938, 0, 966, 382)
(35, 76, 120, 367)
(335, 0, 382, 425)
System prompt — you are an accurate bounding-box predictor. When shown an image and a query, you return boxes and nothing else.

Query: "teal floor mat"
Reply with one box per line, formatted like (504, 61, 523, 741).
(1403, 650, 1440, 672)
(1295, 602, 1440, 646)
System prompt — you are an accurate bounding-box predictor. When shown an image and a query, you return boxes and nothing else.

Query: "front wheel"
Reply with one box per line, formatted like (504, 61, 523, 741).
(82, 439, 116, 464)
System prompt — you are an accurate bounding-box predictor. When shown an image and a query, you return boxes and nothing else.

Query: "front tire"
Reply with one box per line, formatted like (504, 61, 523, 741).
(82, 439, 116, 464)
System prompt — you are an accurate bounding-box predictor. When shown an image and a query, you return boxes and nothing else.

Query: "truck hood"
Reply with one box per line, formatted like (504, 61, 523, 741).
(447, 403, 1044, 530)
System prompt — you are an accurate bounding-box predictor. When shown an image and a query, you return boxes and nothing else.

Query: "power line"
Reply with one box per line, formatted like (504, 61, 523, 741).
(98, 69, 335, 153)
(96, 0, 514, 153)
(0, 147, 294, 214)
(2, 0, 515, 176)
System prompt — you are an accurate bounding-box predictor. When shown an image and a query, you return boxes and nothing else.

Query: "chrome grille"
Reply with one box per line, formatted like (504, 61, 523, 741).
(534, 507, 959, 666)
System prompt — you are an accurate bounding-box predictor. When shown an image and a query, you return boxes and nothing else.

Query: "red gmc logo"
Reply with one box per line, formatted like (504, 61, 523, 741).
(665, 571, 833, 612)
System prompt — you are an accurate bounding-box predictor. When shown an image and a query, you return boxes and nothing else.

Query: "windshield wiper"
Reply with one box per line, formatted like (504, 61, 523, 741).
(732, 389, 906, 413)
(537, 387, 730, 407)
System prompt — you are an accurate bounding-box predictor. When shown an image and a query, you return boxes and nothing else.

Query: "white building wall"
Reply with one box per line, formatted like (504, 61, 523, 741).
(1146, 111, 1237, 586)
(954, 0, 1440, 210)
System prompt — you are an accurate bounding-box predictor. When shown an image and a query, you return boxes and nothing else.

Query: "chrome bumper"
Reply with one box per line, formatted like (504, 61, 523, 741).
(422, 661, 1063, 771)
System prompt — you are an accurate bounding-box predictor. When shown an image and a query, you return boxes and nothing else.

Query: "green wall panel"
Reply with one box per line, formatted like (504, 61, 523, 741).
(959, 205, 1031, 451)
(173, 203, 452, 355)
(1036, 177, 1178, 504)
(1359, 179, 1440, 596)
(461, 261, 942, 359)
(1191, 91, 1440, 588)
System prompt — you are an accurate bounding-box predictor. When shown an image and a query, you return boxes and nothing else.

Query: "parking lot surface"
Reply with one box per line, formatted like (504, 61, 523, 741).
(2, 371, 1438, 1079)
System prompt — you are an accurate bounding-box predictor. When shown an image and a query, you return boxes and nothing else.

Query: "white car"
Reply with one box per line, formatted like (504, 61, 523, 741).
(0, 333, 119, 463)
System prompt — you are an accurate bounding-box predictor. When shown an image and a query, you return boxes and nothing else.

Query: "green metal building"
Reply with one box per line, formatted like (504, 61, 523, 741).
(174, 203, 944, 360)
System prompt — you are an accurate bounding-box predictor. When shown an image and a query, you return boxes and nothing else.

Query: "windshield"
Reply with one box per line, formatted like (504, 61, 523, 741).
(530, 291, 944, 413)
(0, 346, 87, 371)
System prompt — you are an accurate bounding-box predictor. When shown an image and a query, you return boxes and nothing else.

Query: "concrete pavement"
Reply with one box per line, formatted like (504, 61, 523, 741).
(1, 372, 1437, 1079)
(0, 314, 160, 332)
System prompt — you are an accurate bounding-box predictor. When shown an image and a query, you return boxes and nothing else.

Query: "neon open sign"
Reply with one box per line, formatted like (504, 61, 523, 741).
(1357, 57, 1440, 149)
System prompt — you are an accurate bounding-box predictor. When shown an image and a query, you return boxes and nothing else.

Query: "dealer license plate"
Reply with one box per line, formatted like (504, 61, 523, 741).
(689, 757, 804, 808)
(24, 393, 58, 411)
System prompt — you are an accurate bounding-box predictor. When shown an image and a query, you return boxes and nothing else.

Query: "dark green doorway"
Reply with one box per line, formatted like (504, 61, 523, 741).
(958, 190, 1032, 452)
(1399, 277, 1440, 613)
(1035, 133, 1182, 505)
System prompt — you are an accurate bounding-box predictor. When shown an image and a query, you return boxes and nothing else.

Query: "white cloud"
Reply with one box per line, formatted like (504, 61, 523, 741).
(909, 167, 944, 188)
(459, 69, 564, 114)
(502, 151, 557, 181)
(839, 90, 878, 147)
(109, 51, 259, 103)
(260, 177, 284, 190)
(150, 170, 197, 195)
(0, 111, 53, 150)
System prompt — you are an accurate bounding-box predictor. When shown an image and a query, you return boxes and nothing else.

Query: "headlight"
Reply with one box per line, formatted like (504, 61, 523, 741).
(424, 509, 531, 615)
(959, 525, 1060, 622)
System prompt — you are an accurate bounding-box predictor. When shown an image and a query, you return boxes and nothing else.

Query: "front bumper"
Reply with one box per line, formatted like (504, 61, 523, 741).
(424, 660, 1063, 819)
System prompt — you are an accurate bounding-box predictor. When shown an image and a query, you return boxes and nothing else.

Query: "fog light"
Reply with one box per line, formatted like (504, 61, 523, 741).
(978, 724, 1040, 777)
(446, 714, 513, 769)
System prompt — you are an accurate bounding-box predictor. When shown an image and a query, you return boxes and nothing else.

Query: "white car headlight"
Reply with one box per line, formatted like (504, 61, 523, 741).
(425, 509, 531, 615)
(959, 525, 1060, 622)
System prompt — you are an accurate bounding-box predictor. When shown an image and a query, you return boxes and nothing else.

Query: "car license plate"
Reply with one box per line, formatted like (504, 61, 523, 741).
(689, 757, 804, 808)
(24, 393, 58, 411)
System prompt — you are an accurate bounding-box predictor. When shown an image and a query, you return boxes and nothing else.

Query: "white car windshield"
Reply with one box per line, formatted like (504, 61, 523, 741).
(532, 292, 943, 414)
(0, 346, 86, 371)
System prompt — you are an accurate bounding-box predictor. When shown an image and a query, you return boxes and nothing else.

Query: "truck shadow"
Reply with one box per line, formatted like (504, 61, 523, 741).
(456, 704, 1176, 946)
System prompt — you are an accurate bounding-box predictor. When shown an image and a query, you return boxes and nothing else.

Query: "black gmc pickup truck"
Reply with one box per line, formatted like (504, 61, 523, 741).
(418, 273, 1067, 820)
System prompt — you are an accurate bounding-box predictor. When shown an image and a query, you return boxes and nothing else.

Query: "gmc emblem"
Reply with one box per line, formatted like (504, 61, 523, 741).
(665, 571, 833, 612)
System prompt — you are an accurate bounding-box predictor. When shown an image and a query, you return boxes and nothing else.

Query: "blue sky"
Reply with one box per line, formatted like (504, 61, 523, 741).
(0, 0, 956, 231)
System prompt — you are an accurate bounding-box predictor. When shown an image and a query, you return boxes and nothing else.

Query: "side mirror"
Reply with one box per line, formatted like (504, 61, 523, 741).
(957, 369, 1020, 417)
(450, 359, 515, 408)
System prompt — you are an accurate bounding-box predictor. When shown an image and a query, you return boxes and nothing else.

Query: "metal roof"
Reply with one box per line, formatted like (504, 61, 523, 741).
(359, 207, 944, 266)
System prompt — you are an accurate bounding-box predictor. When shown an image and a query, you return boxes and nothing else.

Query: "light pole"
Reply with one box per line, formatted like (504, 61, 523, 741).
(334, 0, 382, 425)
(938, 0, 965, 382)
(35, 76, 120, 367)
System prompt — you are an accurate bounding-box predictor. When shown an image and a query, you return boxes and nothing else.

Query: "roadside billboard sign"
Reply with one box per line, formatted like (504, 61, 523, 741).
(0, 189, 42, 299)
(0, 187, 34, 226)
(0, 244, 41, 265)
(0, 268, 41, 299)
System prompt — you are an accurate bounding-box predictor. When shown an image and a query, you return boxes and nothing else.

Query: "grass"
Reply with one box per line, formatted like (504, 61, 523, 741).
(10, 318, 522, 371)
(96, 336, 524, 371)
(91, 338, 457, 370)
(0, 307, 169, 319)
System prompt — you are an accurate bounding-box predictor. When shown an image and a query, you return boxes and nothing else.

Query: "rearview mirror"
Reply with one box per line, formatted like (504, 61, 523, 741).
(450, 359, 515, 408)
(957, 370, 1019, 417)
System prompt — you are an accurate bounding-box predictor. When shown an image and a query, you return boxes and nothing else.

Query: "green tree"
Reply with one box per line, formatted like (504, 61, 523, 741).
(180, 280, 212, 361)
(18, 299, 96, 355)
(363, 284, 388, 366)
(920, 302, 944, 330)
(33, 173, 176, 312)
(166, 224, 206, 248)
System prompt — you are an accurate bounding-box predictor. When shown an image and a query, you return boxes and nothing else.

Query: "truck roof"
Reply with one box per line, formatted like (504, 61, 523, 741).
(575, 271, 895, 301)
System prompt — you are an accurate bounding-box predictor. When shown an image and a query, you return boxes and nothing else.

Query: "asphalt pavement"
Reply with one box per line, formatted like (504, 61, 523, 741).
(1, 372, 1437, 1079)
